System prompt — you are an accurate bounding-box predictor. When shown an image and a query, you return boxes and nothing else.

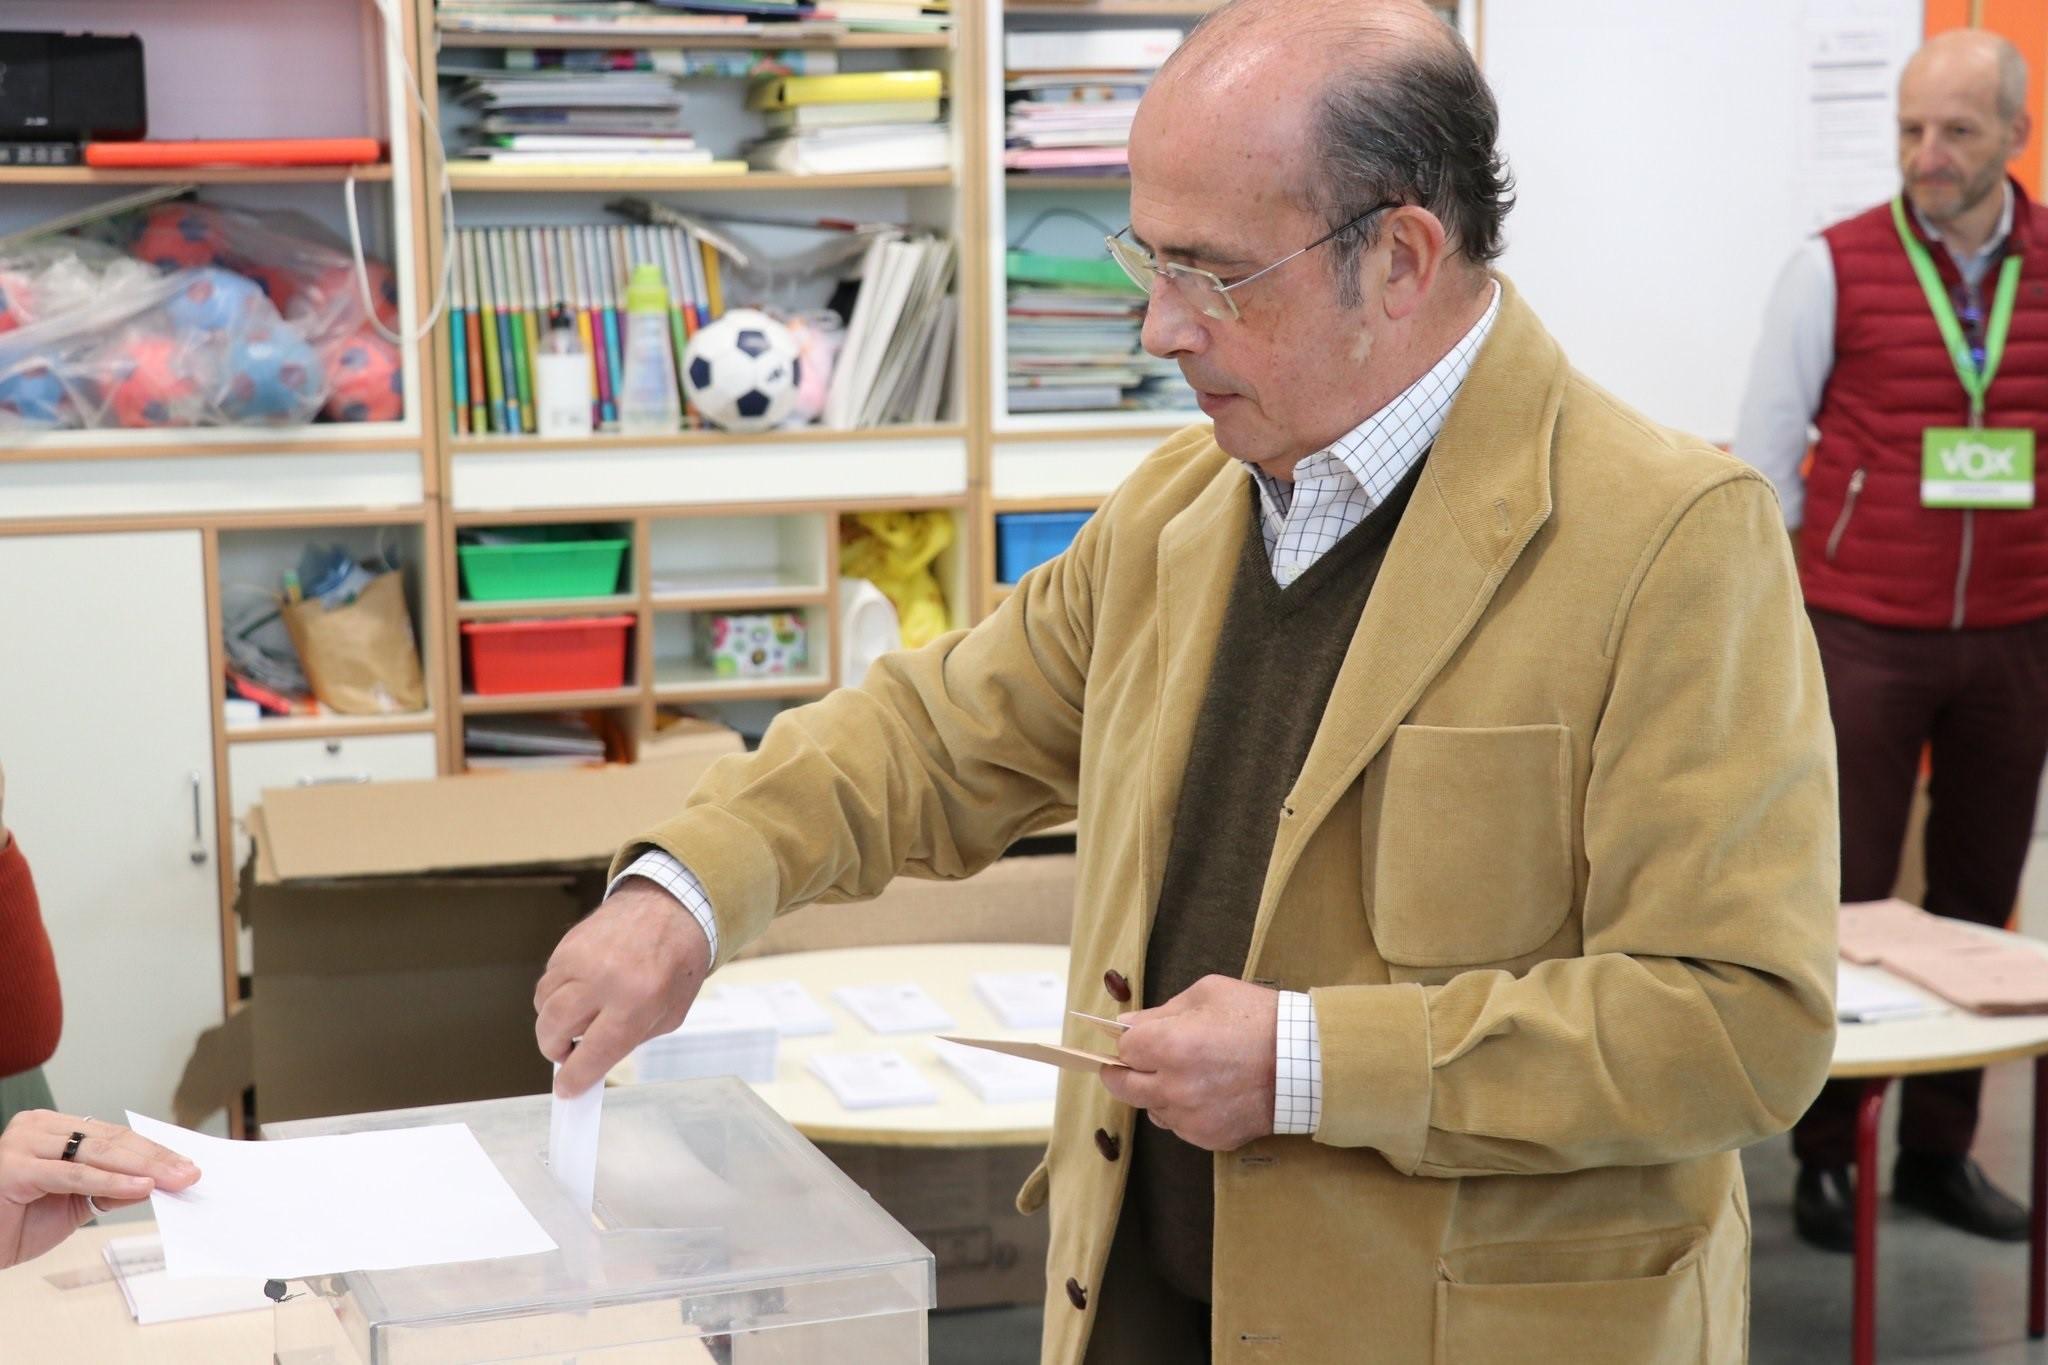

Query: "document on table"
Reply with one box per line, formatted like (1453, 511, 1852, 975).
(129, 1112, 556, 1280)
(972, 971, 1066, 1029)
(102, 1235, 273, 1324)
(930, 1036, 1060, 1103)
(1836, 961, 1941, 1023)
(712, 979, 836, 1036)
(833, 982, 956, 1034)
(549, 1062, 602, 1215)
(807, 1050, 939, 1109)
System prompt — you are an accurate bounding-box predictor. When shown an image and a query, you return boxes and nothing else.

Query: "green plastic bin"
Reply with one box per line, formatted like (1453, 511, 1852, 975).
(458, 533, 629, 602)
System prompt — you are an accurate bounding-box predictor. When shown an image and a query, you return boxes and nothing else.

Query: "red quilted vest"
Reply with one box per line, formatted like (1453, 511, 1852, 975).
(1800, 181, 2048, 629)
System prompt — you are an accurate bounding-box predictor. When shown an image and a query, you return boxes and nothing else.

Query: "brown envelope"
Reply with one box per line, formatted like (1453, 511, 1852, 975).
(938, 1036, 1125, 1073)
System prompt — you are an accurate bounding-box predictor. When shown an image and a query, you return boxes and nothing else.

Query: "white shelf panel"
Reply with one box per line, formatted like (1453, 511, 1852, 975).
(451, 436, 970, 513)
(0, 451, 428, 521)
(991, 433, 1179, 501)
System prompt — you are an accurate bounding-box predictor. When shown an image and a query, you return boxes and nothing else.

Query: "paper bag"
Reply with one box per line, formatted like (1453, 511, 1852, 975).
(282, 571, 425, 715)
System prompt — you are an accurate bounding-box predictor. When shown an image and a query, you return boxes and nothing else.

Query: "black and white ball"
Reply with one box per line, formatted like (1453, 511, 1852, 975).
(683, 308, 802, 432)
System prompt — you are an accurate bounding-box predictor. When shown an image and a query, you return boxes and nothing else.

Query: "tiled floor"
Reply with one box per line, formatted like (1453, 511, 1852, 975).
(927, 835, 2048, 1363)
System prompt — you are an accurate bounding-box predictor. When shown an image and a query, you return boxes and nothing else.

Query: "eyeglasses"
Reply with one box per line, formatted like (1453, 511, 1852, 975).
(1105, 201, 1400, 322)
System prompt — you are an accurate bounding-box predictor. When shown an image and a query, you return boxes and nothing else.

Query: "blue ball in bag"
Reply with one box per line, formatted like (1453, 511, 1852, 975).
(0, 364, 67, 424)
(166, 268, 265, 335)
(218, 327, 322, 423)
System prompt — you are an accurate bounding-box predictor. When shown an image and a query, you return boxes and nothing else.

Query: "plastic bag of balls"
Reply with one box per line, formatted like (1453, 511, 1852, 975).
(0, 201, 405, 432)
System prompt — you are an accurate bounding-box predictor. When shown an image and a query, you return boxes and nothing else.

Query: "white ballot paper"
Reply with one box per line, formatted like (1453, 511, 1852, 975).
(930, 1036, 1060, 1103)
(971, 971, 1066, 1029)
(129, 1112, 556, 1281)
(713, 980, 836, 1036)
(807, 1050, 940, 1109)
(833, 982, 957, 1034)
(549, 1063, 602, 1215)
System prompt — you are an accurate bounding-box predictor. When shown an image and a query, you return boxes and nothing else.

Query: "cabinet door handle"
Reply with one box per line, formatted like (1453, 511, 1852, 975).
(188, 772, 208, 865)
(297, 773, 372, 786)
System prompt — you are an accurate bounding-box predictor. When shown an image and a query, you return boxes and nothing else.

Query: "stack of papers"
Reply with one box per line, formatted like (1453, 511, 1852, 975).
(102, 1235, 272, 1325)
(1839, 899, 2048, 1014)
(833, 981, 956, 1034)
(1004, 255, 1192, 414)
(630, 990, 780, 1082)
(1836, 961, 1940, 1023)
(823, 231, 957, 428)
(442, 65, 730, 170)
(712, 979, 836, 1036)
(807, 1050, 939, 1108)
(930, 1036, 1059, 1103)
(1002, 29, 1179, 177)
(972, 970, 1065, 1029)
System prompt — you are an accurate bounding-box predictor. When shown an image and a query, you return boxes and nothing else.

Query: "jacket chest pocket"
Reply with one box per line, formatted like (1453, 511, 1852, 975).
(1365, 724, 1575, 968)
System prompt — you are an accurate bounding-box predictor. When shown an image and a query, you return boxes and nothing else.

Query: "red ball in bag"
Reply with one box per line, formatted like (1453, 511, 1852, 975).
(106, 334, 201, 427)
(322, 328, 403, 423)
(133, 206, 226, 270)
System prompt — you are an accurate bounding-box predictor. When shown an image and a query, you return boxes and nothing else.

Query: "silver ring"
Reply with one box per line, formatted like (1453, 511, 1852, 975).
(85, 1195, 106, 1216)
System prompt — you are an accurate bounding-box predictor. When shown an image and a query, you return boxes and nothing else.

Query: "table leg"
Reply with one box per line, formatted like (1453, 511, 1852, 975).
(2032, 1056, 2047, 1338)
(1854, 1078, 1890, 1365)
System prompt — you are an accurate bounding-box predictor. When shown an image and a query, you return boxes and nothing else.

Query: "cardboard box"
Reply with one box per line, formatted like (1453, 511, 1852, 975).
(177, 757, 732, 1130)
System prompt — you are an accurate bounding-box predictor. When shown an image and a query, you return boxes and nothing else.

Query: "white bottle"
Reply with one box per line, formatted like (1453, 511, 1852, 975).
(535, 306, 594, 438)
(617, 263, 680, 436)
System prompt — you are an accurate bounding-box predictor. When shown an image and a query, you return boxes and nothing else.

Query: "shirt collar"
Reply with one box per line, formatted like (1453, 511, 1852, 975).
(1252, 279, 1503, 525)
(1911, 180, 2015, 275)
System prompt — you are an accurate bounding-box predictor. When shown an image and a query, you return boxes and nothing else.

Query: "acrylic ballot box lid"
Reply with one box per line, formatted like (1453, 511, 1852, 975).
(264, 1078, 934, 1364)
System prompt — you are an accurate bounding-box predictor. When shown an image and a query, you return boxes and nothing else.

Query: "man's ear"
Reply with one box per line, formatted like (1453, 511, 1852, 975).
(1377, 206, 1450, 322)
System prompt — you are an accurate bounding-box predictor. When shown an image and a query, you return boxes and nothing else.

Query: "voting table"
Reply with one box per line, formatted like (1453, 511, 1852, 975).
(1831, 923, 2048, 1365)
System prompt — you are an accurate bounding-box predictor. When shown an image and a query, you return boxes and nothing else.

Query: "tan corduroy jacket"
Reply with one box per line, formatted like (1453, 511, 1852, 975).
(625, 281, 1840, 1364)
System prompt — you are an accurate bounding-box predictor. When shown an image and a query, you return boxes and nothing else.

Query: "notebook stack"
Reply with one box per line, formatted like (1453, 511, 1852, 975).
(1002, 27, 1180, 177)
(629, 989, 781, 1083)
(744, 70, 949, 175)
(444, 63, 742, 171)
(1004, 250, 1192, 413)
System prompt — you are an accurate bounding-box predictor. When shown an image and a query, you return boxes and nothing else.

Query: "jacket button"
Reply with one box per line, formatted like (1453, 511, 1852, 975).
(1094, 1128, 1121, 1162)
(1103, 969, 1131, 1003)
(1066, 1277, 1088, 1310)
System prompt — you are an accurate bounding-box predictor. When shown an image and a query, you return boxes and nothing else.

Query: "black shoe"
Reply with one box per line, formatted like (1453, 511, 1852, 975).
(1893, 1152, 2030, 1242)
(1794, 1164, 1857, 1253)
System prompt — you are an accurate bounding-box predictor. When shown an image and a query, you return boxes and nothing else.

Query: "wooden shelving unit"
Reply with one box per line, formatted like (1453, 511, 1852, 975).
(0, 164, 393, 186)
(445, 167, 957, 194)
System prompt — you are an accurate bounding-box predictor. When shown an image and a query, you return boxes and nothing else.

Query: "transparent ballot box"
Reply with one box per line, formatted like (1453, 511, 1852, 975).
(264, 1078, 934, 1363)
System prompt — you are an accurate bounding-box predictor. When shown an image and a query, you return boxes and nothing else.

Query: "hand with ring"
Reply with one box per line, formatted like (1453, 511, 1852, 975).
(0, 1110, 200, 1269)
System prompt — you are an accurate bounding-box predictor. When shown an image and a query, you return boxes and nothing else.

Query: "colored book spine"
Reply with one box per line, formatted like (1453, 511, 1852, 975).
(463, 232, 489, 434)
(449, 233, 470, 435)
(471, 232, 509, 434)
(499, 230, 536, 434)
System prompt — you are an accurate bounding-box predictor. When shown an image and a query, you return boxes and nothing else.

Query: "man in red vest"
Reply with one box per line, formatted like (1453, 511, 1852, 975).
(1736, 28, 2048, 1254)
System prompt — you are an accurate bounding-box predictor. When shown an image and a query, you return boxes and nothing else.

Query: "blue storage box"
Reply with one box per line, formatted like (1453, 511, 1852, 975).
(996, 510, 1092, 583)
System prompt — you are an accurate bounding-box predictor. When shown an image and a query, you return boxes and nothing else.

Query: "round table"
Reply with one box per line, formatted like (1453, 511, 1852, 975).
(1829, 924, 2048, 1365)
(624, 942, 1069, 1148)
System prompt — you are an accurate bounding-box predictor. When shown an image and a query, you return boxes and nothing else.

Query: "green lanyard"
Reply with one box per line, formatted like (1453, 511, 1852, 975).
(1891, 195, 2023, 428)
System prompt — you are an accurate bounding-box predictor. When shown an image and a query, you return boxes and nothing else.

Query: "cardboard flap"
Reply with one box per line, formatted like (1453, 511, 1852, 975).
(255, 759, 725, 883)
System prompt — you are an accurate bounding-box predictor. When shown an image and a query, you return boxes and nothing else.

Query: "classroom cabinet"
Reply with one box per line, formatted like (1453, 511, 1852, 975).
(0, 531, 227, 1133)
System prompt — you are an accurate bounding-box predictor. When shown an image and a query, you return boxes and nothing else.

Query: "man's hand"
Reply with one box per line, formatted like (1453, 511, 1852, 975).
(534, 878, 713, 1097)
(1098, 974, 1278, 1152)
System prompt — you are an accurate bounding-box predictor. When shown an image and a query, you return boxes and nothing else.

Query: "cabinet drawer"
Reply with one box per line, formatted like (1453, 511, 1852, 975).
(227, 733, 440, 872)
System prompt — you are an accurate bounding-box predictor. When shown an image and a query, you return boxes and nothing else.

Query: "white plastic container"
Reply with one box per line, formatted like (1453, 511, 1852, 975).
(616, 262, 680, 436)
(534, 306, 594, 438)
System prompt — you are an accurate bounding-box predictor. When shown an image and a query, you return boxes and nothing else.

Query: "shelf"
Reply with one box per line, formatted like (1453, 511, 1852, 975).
(440, 30, 953, 51)
(449, 423, 968, 454)
(651, 670, 835, 704)
(0, 164, 392, 186)
(1004, 0, 1220, 12)
(448, 167, 955, 194)
(0, 424, 421, 463)
(1005, 175, 1131, 191)
(224, 712, 436, 744)
(650, 579, 832, 612)
(457, 594, 637, 621)
(994, 494, 1105, 514)
(460, 686, 643, 714)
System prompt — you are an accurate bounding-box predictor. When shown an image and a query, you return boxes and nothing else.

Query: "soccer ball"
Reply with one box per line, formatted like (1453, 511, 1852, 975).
(218, 325, 324, 424)
(166, 267, 266, 335)
(321, 327, 404, 423)
(682, 308, 801, 433)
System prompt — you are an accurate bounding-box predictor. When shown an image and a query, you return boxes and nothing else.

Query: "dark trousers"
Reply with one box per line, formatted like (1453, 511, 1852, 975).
(1794, 607, 2048, 1167)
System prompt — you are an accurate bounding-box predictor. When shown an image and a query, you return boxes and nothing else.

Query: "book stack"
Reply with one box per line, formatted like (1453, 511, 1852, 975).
(811, 0, 952, 35)
(448, 223, 724, 435)
(462, 714, 609, 769)
(825, 230, 958, 428)
(744, 70, 949, 175)
(444, 64, 746, 173)
(436, 0, 952, 39)
(1003, 28, 1180, 177)
(1004, 250, 1191, 413)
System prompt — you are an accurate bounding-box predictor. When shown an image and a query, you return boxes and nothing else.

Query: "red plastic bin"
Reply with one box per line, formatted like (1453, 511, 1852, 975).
(461, 615, 634, 695)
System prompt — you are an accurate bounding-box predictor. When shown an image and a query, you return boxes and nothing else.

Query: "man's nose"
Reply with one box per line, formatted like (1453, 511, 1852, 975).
(1139, 276, 1206, 359)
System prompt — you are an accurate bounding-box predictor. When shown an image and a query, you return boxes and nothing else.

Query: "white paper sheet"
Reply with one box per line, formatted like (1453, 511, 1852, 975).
(102, 1235, 272, 1325)
(713, 980, 836, 1036)
(1836, 961, 1942, 1023)
(971, 971, 1066, 1029)
(833, 982, 957, 1035)
(806, 1050, 939, 1109)
(129, 1112, 557, 1281)
(930, 1037, 1060, 1104)
(549, 1062, 602, 1215)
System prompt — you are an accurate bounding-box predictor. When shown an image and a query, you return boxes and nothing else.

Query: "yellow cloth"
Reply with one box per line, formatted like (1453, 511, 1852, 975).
(839, 509, 954, 649)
